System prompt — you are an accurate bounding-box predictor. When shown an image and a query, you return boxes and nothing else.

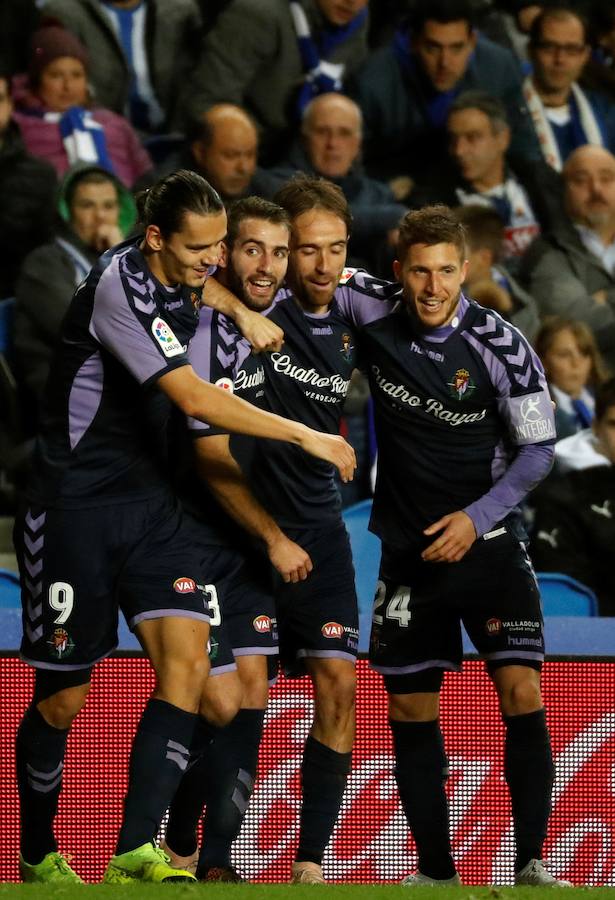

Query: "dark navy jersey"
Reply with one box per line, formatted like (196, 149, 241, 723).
(188, 269, 399, 529)
(28, 238, 207, 507)
(358, 295, 556, 551)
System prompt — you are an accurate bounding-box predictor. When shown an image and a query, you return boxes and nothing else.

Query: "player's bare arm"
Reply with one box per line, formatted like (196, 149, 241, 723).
(202, 277, 284, 353)
(195, 435, 313, 583)
(159, 365, 356, 482)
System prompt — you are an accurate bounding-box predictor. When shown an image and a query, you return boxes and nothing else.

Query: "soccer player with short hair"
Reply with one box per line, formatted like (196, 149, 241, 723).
(357, 205, 570, 886)
(13, 169, 355, 885)
(163, 180, 400, 884)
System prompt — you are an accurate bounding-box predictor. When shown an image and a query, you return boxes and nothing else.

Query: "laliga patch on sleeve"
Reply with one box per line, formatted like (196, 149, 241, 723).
(339, 267, 358, 285)
(509, 392, 556, 444)
(151, 317, 184, 357)
(215, 376, 234, 393)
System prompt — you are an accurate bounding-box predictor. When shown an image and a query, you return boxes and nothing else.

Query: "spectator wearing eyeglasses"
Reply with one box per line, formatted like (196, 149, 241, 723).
(524, 7, 615, 170)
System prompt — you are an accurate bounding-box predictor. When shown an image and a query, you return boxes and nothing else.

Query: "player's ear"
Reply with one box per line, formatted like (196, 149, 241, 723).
(144, 224, 164, 251)
(393, 259, 402, 281)
(460, 258, 469, 283)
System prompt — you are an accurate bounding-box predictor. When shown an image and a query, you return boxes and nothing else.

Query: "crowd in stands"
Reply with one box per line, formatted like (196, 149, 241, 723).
(0, 0, 614, 611)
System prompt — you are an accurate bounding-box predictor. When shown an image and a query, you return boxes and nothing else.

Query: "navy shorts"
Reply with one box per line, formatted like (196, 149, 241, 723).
(184, 521, 278, 675)
(15, 495, 213, 671)
(274, 522, 359, 678)
(369, 528, 544, 692)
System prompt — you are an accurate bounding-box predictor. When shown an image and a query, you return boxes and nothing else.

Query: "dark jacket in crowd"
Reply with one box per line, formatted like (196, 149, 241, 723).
(14, 164, 136, 421)
(180, 0, 369, 164)
(0, 121, 57, 300)
(351, 32, 540, 179)
(42, 0, 203, 130)
(519, 222, 615, 370)
(530, 464, 615, 615)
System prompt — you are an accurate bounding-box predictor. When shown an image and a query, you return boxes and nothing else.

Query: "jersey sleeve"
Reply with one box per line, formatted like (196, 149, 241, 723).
(89, 251, 190, 386)
(334, 268, 402, 328)
(463, 311, 556, 447)
(186, 310, 250, 438)
(460, 312, 556, 536)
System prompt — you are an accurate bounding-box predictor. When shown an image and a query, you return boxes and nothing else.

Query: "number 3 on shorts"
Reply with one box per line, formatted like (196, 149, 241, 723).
(204, 584, 221, 626)
(48, 581, 74, 624)
(373, 580, 412, 628)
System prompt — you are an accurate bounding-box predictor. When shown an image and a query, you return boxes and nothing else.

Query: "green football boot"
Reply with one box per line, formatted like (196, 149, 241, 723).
(20, 851, 83, 883)
(102, 841, 197, 884)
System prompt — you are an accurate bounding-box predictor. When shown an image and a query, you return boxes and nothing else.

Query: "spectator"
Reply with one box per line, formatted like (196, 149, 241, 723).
(180, 0, 370, 164)
(453, 204, 541, 342)
(14, 163, 137, 423)
(264, 93, 406, 272)
(0, 72, 57, 300)
(530, 376, 615, 614)
(519, 144, 615, 370)
(40, 0, 202, 133)
(535, 316, 608, 439)
(412, 91, 563, 265)
(158, 104, 277, 205)
(12, 25, 153, 187)
(524, 7, 615, 170)
(351, 0, 540, 184)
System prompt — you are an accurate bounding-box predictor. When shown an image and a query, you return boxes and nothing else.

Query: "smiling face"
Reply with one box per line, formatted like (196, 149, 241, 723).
(226, 217, 290, 310)
(145, 209, 227, 288)
(287, 208, 348, 313)
(394, 241, 468, 329)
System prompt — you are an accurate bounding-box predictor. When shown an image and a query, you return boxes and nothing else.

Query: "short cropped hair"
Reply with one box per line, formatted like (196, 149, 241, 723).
(274, 173, 352, 235)
(453, 205, 505, 257)
(448, 90, 509, 132)
(398, 205, 468, 262)
(529, 7, 589, 48)
(226, 195, 290, 250)
(135, 169, 223, 237)
(409, 0, 475, 34)
(65, 168, 117, 210)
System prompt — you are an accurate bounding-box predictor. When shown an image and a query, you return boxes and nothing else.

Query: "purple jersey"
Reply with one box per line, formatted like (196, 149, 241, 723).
(29, 238, 205, 506)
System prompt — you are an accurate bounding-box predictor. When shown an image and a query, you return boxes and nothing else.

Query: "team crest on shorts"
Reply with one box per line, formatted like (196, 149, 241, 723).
(47, 627, 75, 659)
(322, 621, 344, 639)
(173, 577, 196, 594)
(486, 617, 502, 636)
(448, 368, 476, 400)
(253, 614, 271, 633)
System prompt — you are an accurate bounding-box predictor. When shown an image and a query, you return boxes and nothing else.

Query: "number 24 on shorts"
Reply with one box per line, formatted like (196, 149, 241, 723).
(373, 581, 412, 627)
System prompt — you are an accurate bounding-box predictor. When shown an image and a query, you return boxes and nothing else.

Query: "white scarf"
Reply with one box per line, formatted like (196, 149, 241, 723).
(522, 75, 604, 171)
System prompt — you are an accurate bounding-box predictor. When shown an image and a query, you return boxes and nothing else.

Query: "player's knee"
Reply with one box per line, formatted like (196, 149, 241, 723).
(38, 682, 91, 730)
(200, 670, 242, 727)
(314, 666, 356, 721)
(496, 675, 542, 716)
(158, 652, 210, 703)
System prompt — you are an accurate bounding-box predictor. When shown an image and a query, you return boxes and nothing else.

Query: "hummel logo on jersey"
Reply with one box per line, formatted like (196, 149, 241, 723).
(590, 500, 612, 519)
(537, 528, 558, 548)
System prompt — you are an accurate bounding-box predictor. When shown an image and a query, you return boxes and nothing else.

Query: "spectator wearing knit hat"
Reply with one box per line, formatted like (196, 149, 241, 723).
(11, 26, 152, 187)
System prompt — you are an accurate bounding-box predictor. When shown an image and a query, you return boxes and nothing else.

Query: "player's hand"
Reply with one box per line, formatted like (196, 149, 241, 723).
(421, 510, 477, 563)
(234, 306, 284, 353)
(300, 429, 356, 482)
(267, 533, 313, 583)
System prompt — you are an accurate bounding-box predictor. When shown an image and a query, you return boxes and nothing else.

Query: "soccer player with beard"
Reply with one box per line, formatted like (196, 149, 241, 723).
(163, 185, 400, 883)
(360, 206, 570, 886)
(13, 171, 357, 886)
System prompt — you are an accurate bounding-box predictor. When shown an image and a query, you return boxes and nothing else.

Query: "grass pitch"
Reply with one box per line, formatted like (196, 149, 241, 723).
(0, 886, 610, 899)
